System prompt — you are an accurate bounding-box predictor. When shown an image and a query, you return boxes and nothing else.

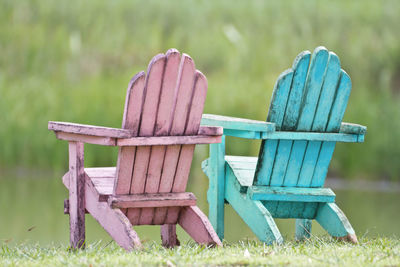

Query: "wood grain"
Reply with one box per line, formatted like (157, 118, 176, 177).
(128, 54, 166, 225)
(68, 142, 85, 249)
(48, 121, 132, 138)
(108, 192, 196, 209)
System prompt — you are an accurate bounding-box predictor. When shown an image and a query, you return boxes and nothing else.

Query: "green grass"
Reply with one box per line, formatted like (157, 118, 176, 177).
(1, 238, 399, 266)
(1, 0, 400, 180)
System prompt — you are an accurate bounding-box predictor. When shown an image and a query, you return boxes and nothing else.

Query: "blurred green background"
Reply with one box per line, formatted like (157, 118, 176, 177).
(0, 0, 399, 245)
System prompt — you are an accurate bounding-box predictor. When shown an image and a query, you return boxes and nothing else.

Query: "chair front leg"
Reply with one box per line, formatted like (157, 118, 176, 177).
(207, 135, 226, 240)
(68, 141, 86, 249)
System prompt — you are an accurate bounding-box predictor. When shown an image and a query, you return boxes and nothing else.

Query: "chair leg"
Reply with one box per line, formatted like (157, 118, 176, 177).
(84, 174, 142, 251)
(315, 202, 357, 244)
(68, 142, 86, 249)
(295, 219, 312, 241)
(225, 171, 283, 244)
(207, 137, 226, 240)
(178, 206, 222, 247)
(161, 224, 180, 248)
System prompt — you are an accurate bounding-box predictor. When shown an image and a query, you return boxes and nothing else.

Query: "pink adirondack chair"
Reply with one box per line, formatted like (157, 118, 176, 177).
(48, 49, 223, 250)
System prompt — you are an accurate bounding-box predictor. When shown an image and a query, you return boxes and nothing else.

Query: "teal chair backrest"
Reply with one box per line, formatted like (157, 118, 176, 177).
(254, 47, 352, 188)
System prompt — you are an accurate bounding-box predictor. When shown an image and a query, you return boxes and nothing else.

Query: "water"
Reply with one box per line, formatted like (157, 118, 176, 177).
(0, 168, 399, 246)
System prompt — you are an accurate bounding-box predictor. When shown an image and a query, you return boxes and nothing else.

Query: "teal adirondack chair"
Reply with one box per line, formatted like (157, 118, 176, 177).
(201, 47, 366, 244)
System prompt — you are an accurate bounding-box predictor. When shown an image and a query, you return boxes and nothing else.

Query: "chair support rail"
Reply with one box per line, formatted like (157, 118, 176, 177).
(247, 186, 336, 203)
(108, 192, 197, 209)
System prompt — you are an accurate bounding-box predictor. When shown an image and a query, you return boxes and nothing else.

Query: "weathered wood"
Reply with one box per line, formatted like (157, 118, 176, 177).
(202, 47, 365, 245)
(315, 203, 357, 243)
(198, 125, 224, 136)
(225, 156, 256, 192)
(150, 50, 182, 225)
(221, 129, 364, 143)
(84, 167, 115, 178)
(56, 131, 223, 147)
(55, 132, 116, 146)
(311, 70, 353, 187)
(247, 186, 336, 202)
(297, 51, 339, 189)
(178, 206, 222, 247)
(224, 167, 283, 244)
(63, 169, 114, 202)
(161, 224, 180, 248)
(268, 51, 312, 220)
(340, 122, 367, 135)
(161, 54, 197, 225)
(201, 114, 275, 132)
(223, 129, 263, 139)
(261, 131, 364, 142)
(254, 68, 294, 186)
(128, 53, 167, 225)
(68, 142, 86, 249)
(172, 70, 209, 193)
(207, 135, 226, 239)
(295, 219, 312, 241)
(48, 121, 132, 138)
(117, 133, 222, 146)
(64, 199, 88, 214)
(84, 173, 142, 250)
(50, 49, 222, 250)
(115, 72, 146, 204)
(108, 192, 196, 209)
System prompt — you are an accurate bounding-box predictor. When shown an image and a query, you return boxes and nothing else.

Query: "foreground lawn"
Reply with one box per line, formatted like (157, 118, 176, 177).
(0, 237, 399, 266)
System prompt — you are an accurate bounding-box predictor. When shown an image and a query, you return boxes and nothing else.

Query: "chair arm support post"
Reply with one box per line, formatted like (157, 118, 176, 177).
(68, 141, 86, 249)
(208, 135, 226, 240)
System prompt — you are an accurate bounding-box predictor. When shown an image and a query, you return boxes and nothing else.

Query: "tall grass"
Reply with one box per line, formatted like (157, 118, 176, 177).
(1, 0, 400, 179)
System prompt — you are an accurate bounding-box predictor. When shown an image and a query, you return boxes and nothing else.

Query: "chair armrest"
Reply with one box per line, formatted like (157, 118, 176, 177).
(201, 114, 275, 132)
(48, 121, 132, 138)
(49, 121, 223, 146)
(262, 131, 365, 143)
(117, 126, 222, 146)
(339, 122, 367, 135)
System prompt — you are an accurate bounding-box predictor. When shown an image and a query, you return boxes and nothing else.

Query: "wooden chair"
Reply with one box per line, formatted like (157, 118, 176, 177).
(48, 49, 222, 250)
(201, 47, 366, 244)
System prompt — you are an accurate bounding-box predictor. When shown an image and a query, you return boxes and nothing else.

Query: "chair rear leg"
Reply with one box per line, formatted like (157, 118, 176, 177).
(295, 219, 312, 241)
(178, 206, 222, 247)
(161, 224, 180, 248)
(315, 202, 357, 244)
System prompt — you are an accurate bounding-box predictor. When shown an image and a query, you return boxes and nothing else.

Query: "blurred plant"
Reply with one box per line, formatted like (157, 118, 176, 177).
(0, 0, 399, 180)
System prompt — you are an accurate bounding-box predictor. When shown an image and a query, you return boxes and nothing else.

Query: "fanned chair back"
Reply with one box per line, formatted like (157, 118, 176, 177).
(114, 49, 208, 225)
(254, 47, 352, 218)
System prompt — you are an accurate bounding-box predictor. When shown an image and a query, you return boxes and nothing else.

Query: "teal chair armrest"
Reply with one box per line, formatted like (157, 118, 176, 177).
(261, 131, 365, 143)
(201, 114, 275, 139)
(339, 122, 367, 135)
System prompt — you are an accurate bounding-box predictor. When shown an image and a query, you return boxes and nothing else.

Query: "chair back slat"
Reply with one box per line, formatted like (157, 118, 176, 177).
(311, 70, 352, 187)
(139, 50, 182, 225)
(253, 69, 294, 185)
(114, 72, 146, 195)
(125, 54, 166, 225)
